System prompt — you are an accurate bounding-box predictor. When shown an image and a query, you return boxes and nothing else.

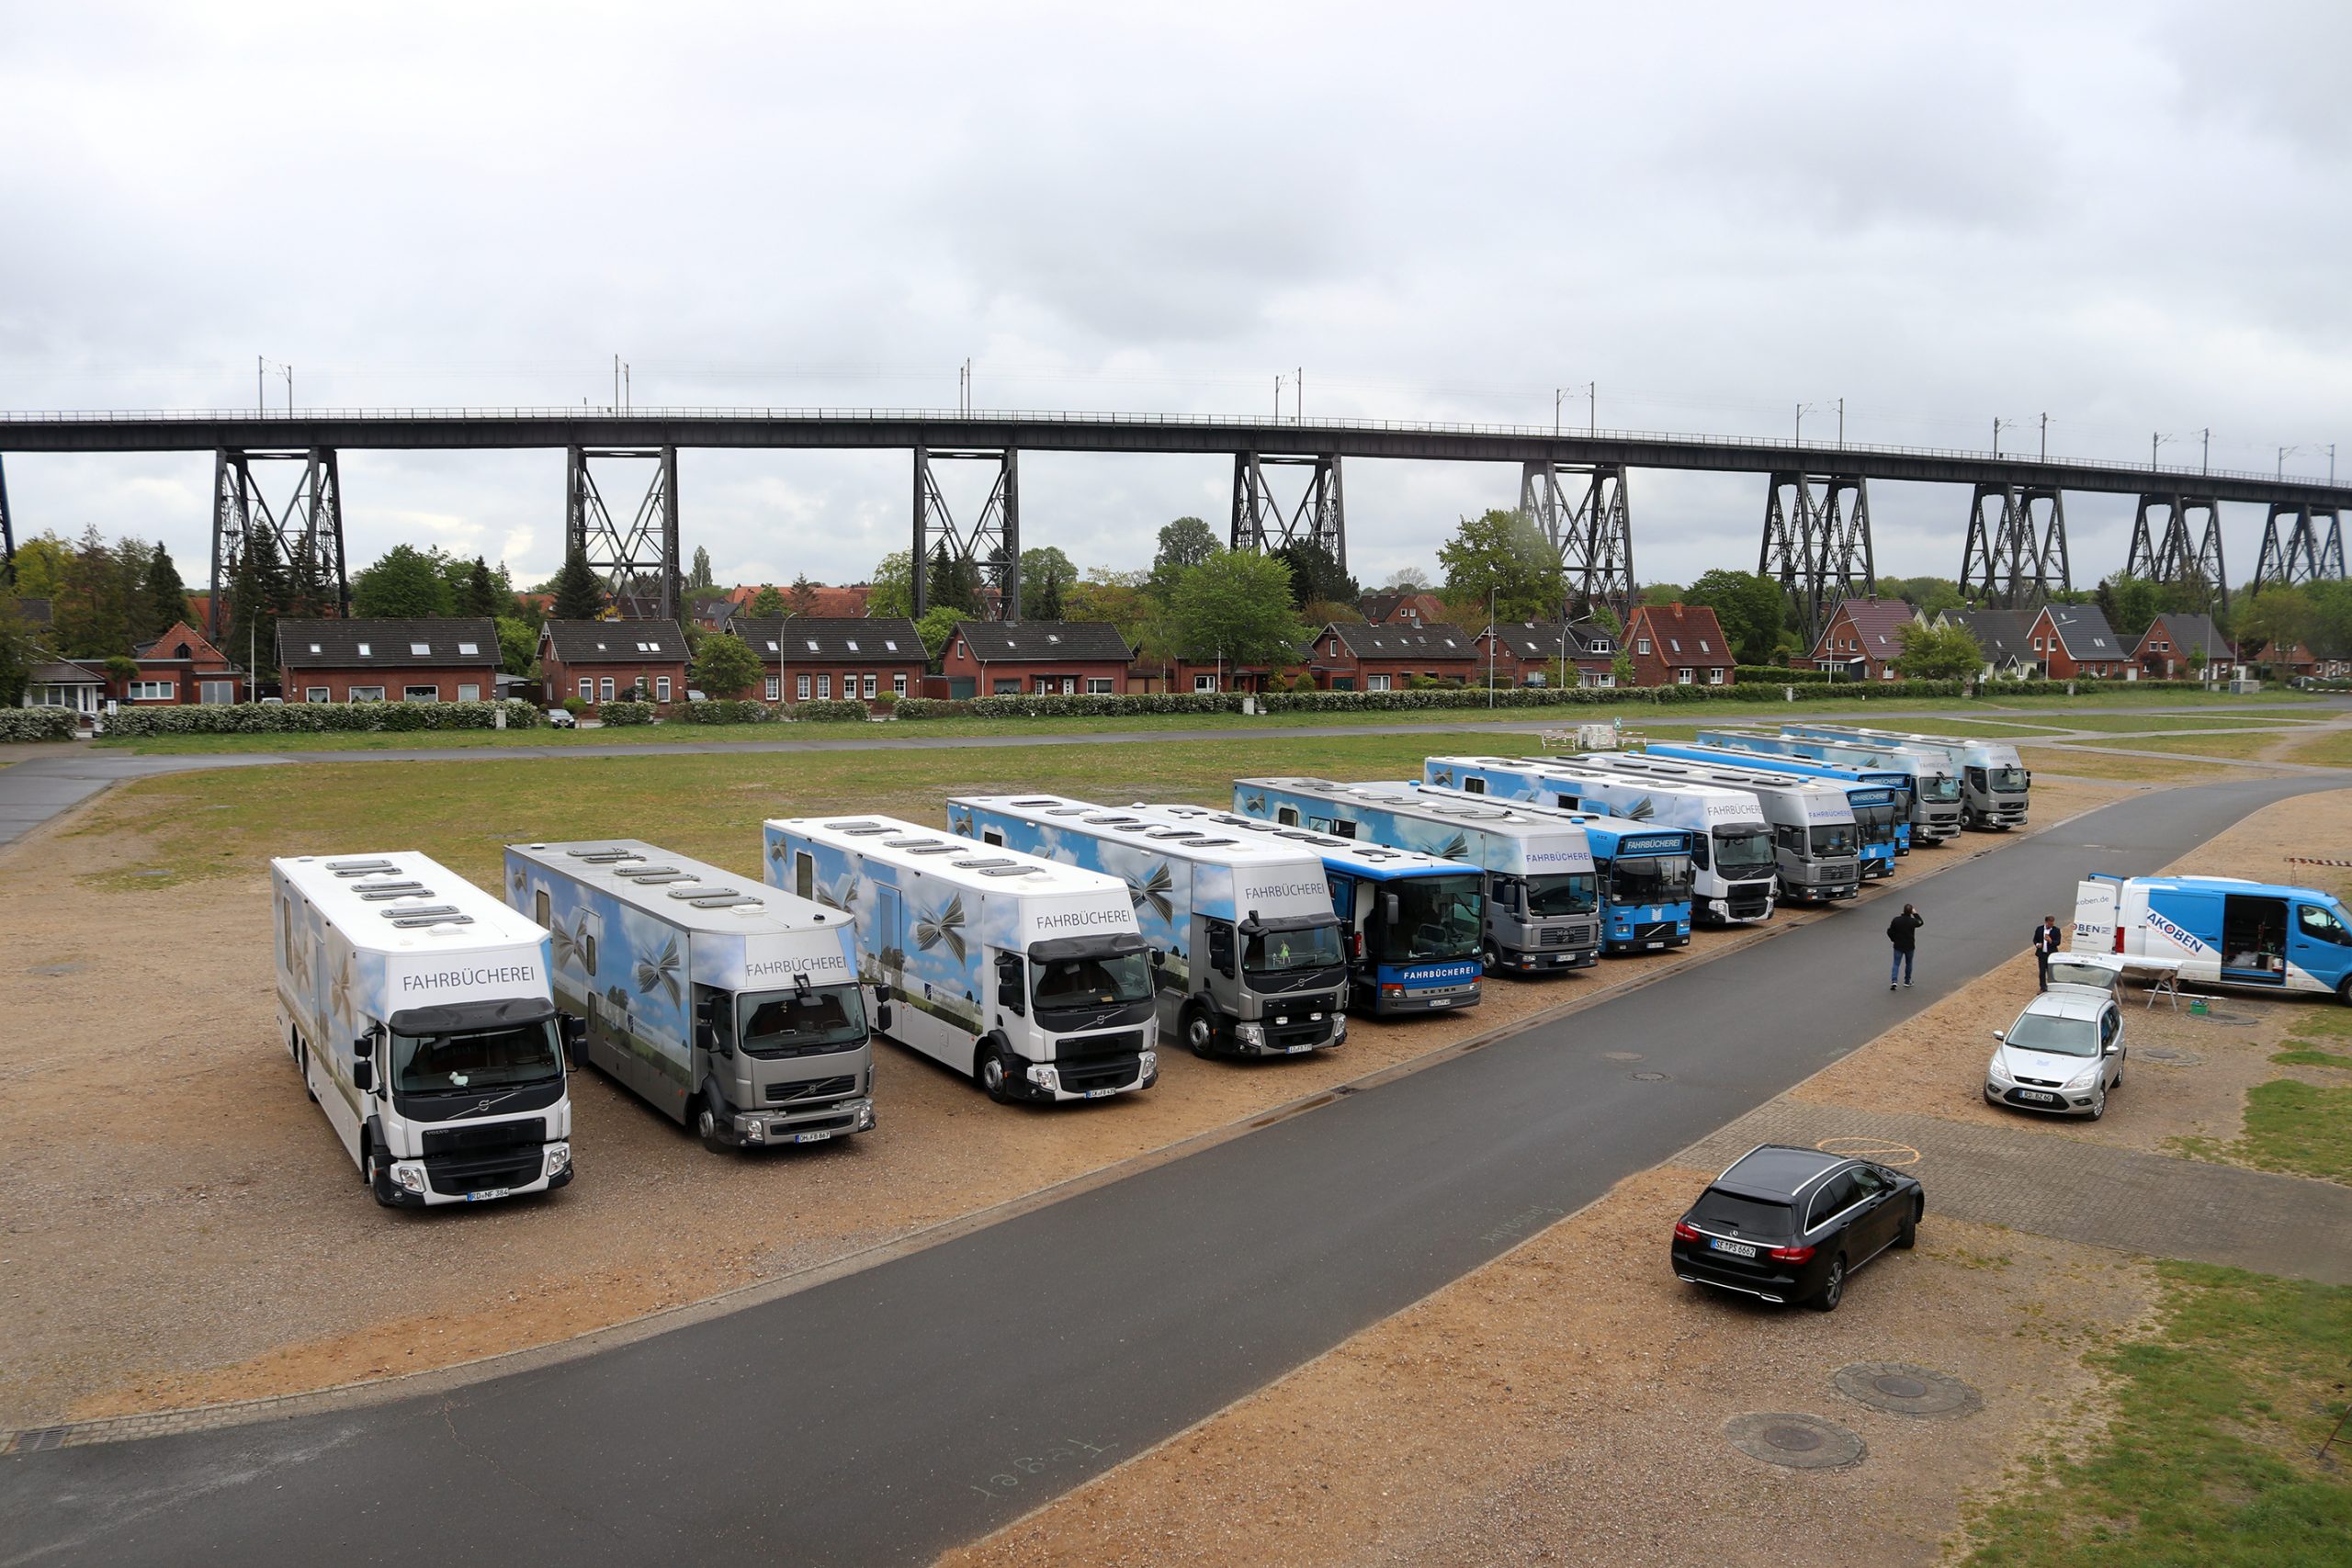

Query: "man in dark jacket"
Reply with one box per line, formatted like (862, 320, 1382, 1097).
(2032, 914, 2064, 990)
(1887, 903, 1923, 989)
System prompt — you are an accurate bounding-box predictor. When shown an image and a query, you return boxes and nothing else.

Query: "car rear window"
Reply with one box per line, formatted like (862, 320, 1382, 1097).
(1689, 1190, 1794, 1237)
(2045, 959, 2117, 991)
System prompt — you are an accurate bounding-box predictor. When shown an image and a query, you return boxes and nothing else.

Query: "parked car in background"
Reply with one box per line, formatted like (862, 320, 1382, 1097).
(1987, 990, 2124, 1119)
(1671, 1144, 1922, 1312)
(545, 707, 577, 728)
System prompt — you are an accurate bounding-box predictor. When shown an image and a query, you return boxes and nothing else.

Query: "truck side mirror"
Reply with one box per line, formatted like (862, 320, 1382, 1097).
(995, 954, 1024, 1016)
(352, 1060, 375, 1093)
(875, 1002, 894, 1032)
(352, 1032, 375, 1060)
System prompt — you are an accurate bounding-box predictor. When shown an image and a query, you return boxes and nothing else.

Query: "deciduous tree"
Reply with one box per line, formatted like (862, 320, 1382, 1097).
(353, 544, 456, 618)
(1435, 509, 1566, 624)
(690, 632, 764, 697)
(1892, 621, 1984, 680)
(865, 550, 915, 617)
(747, 583, 787, 618)
(1018, 546, 1077, 621)
(1169, 550, 1305, 667)
(1683, 570, 1786, 665)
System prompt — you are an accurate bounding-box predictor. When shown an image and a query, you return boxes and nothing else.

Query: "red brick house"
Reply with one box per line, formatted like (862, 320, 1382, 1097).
(2130, 613, 2229, 679)
(1623, 604, 1736, 688)
(730, 615, 929, 705)
(1359, 591, 1451, 628)
(939, 621, 1134, 697)
(717, 583, 874, 635)
(2024, 604, 2128, 678)
(127, 621, 246, 705)
(2244, 639, 2318, 682)
(277, 618, 501, 704)
(538, 619, 692, 710)
(1303, 621, 1477, 691)
(1476, 619, 1620, 688)
(1804, 596, 1917, 681)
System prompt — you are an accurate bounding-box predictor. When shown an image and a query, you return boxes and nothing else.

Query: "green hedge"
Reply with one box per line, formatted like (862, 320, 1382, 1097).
(897, 691, 1238, 720)
(596, 701, 657, 727)
(676, 699, 777, 725)
(787, 699, 874, 723)
(0, 707, 81, 742)
(103, 699, 543, 736)
(1736, 665, 1831, 683)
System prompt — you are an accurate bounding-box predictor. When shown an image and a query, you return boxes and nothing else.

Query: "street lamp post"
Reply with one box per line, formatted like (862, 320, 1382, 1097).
(1487, 587, 1497, 709)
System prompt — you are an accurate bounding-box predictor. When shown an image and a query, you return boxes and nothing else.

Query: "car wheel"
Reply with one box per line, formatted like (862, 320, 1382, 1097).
(1183, 1006, 1216, 1059)
(2338, 977, 2351, 1010)
(978, 1042, 1018, 1104)
(696, 1098, 732, 1154)
(1809, 1255, 1847, 1312)
(1894, 1201, 1920, 1249)
(2086, 1087, 2106, 1122)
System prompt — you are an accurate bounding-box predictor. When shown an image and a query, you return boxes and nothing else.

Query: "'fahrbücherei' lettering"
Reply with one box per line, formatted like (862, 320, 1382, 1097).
(401, 964, 538, 991)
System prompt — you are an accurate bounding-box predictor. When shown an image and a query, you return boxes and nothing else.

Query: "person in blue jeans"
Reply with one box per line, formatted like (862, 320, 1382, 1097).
(1886, 903, 1923, 989)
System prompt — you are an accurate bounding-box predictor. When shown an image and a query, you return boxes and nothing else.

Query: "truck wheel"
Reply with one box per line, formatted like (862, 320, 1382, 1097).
(1481, 942, 1500, 976)
(977, 1040, 1018, 1104)
(695, 1093, 732, 1154)
(1182, 1006, 1216, 1059)
(363, 1140, 399, 1207)
(297, 1040, 318, 1103)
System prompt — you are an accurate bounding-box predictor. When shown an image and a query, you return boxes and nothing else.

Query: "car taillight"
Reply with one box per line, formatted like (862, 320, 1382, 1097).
(1768, 1244, 1815, 1264)
(1672, 1220, 1701, 1242)
(2113, 926, 2124, 954)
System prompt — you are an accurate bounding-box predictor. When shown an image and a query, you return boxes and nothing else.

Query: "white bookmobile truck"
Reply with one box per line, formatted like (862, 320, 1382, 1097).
(1558, 750, 1862, 904)
(504, 840, 876, 1153)
(1781, 722, 2030, 830)
(944, 794, 1353, 1055)
(271, 852, 572, 1208)
(763, 815, 1160, 1103)
(2074, 873, 2352, 1003)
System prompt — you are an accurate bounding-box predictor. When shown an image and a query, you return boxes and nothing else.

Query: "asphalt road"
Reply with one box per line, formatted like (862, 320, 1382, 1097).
(0, 773, 2335, 1566)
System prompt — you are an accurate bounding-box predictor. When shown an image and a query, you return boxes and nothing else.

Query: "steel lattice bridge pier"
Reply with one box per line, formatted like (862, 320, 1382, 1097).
(3, 408, 2345, 625)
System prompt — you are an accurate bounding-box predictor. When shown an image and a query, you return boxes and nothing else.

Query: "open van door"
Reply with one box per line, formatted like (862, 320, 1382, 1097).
(2071, 877, 2120, 954)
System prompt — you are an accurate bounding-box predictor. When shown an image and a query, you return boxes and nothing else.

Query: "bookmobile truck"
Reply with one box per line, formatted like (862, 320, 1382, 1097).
(1550, 750, 1862, 904)
(271, 852, 572, 1208)
(1425, 754, 1768, 926)
(1639, 741, 1905, 874)
(1781, 722, 2029, 830)
(504, 840, 876, 1153)
(1136, 802, 1488, 1015)
(943, 794, 1353, 1055)
(1229, 776, 1601, 975)
(764, 815, 1159, 1103)
(2074, 873, 2352, 1003)
(1692, 728, 1964, 845)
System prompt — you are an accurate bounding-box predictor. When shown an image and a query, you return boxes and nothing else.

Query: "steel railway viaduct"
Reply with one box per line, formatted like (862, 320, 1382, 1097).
(2, 408, 2346, 642)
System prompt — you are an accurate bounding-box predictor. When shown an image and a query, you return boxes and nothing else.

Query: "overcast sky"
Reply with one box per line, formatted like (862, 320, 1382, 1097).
(6, 1, 2347, 600)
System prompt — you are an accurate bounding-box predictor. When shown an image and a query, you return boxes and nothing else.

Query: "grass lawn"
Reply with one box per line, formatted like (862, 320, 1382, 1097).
(91, 690, 2328, 756)
(2288, 731, 2352, 769)
(2229, 1079, 2352, 1183)
(2060, 731, 2312, 761)
(2272, 1047, 2352, 1070)
(1962, 1261, 2352, 1565)
(2004, 714, 2325, 736)
(65, 731, 1498, 893)
(2018, 746, 2248, 784)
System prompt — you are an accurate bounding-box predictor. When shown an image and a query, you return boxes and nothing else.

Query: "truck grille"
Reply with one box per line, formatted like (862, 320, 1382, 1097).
(1728, 891, 1772, 919)
(1269, 1019, 1333, 1050)
(1634, 920, 1679, 942)
(766, 1075, 858, 1105)
(420, 1117, 546, 1196)
(1538, 926, 1569, 947)
(1058, 1030, 1144, 1062)
(1060, 1056, 1142, 1093)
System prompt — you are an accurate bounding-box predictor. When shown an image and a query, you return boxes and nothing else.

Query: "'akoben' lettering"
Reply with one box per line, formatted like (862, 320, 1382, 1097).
(1034, 908, 1128, 930)
(401, 964, 539, 992)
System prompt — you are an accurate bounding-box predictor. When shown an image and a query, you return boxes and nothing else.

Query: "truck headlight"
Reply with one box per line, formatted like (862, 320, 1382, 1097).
(546, 1142, 571, 1176)
(1235, 1022, 1264, 1046)
(1138, 1049, 1157, 1073)
(1026, 1062, 1058, 1089)
(393, 1162, 427, 1194)
(1332, 1017, 1347, 1042)
(741, 1119, 766, 1143)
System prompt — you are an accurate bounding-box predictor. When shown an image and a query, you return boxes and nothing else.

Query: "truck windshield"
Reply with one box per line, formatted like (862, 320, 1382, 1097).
(1375, 874, 1483, 962)
(1032, 948, 1155, 1011)
(1245, 920, 1346, 975)
(1611, 855, 1693, 904)
(1809, 823, 1857, 856)
(1987, 766, 2029, 793)
(739, 984, 867, 1056)
(1858, 804, 1899, 845)
(1525, 873, 1599, 917)
(392, 1021, 561, 1096)
(1713, 827, 1775, 875)
(1923, 775, 1962, 803)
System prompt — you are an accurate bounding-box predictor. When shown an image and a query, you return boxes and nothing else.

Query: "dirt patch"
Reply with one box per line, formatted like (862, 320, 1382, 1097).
(940, 1167, 2152, 1568)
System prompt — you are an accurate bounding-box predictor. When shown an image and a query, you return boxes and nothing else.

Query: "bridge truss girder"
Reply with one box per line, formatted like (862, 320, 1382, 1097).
(1958, 481, 2070, 609)
(1230, 452, 1345, 570)
(207, 446, 351, 640)
(1520, 460, 1633, 625)
(0, 451, 14, 586)
(566, 446, 680, 622)
(911, 445, 1019, 621)
(2252, 502, 2346, 592)
(1758, 472, 1873, 648)
(2124, 493, 2228, 614)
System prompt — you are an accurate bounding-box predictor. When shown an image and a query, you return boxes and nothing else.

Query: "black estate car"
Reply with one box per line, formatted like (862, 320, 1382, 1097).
(1670, 1144, 1923, 1312)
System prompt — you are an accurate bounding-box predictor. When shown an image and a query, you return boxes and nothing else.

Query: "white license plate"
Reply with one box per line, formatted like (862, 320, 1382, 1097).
(2015, 1090, 2058, 1104)
(1286, 1043, 1315, 1055)
(1709, 1237, 1757, 1258)
(1083, 1087, 1118, 1099)
(793, 1130, 832, 1144)
(465, 1188, 510, 1202)
(1645, 942, 1666, 950)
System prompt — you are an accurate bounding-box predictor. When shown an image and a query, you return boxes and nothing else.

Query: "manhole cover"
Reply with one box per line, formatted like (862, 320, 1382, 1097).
(1601, 1051, 1644, 1062)
(1834, 1362, 1982, 1417)
(1631, 1070, 1670, 1082)
(1724, 1412, 1865, 1469)
(2135, 1047, 2204, 1066)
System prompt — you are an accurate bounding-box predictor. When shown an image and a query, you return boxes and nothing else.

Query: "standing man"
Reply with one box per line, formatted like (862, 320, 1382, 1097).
(2032, 914, 2064, 991)
(1887, 903, 1923, 990)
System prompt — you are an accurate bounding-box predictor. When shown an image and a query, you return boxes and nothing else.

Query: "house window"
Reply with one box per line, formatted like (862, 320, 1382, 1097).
(303, 686, 328, 703)
(863, 673, 877, 699)
(458, 641, 480, 656)
(1676, 668, 1693, 685)
(198, 680, 237, 705)
(993, 678, 1021, 694)
(349, 685, 385, 703)
(1635, 637, 1652, 655)
(356, 642, 371, 657)
(1193, 672, 1218, 693)
(818, 675, 832, 699)
(797, 674, 811, 700)
(955, 640, 967, 659)
(403, 685, 439, 703)
(1086, 677, 1113, 694)
(130, 681, 176, 701)
(599, 678, 616, 701)
(892, 672, 909, 696)
(578, 679, 593, 702)
(1329, 639, 1340, 657)
(655, 676, 672, 702)
(458, 683, 481, 702)
(410, 643, 432, 656)
(1706, 667, 1724, 685)
(1368, 673, 1393, 692)
(765, 677, 781, 701)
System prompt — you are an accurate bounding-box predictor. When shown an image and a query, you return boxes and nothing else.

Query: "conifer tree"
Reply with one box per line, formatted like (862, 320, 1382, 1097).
(550, 545, 607, 620)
